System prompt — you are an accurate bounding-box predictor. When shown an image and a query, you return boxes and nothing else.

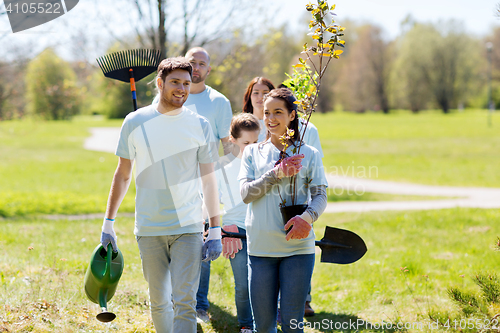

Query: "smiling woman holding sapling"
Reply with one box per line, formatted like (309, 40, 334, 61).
(238, 88, 328, 333)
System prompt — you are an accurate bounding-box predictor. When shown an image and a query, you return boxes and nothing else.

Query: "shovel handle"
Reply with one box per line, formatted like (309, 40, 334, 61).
(221, 229, 246, 239)
(220, 230, 353, 249)
(315, 240, 352, 249)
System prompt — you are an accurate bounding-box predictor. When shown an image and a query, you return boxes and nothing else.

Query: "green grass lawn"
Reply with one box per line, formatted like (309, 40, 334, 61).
(1, 110, 500, 332)
(1, 208, 499, 332)
(313, 110, 500, 187)
(327, 191, 455, 202)
(1, 111, 498, 217)
(0, 117, 135, 217)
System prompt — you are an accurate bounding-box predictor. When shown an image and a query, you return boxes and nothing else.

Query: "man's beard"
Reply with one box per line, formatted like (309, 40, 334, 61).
(192, 74, 205, 84)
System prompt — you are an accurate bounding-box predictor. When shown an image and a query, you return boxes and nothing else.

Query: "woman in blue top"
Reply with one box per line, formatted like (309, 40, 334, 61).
(238, 88, 328, 333)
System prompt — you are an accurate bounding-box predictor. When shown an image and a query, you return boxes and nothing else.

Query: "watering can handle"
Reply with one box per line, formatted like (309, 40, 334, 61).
(106, 243, 112, 280)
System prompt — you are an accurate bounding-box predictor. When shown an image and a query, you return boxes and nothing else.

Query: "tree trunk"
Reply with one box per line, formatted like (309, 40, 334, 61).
(158, 0, 167, 58)
(438, 97, 449, 113)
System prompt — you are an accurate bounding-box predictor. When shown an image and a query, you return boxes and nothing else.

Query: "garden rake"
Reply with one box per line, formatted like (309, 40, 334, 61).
(96, 49, 162, 111)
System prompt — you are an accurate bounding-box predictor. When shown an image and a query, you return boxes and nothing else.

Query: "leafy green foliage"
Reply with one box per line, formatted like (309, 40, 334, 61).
(280, 0, 345, 206)
(283, 64, 318, 116)
(474, 273, 500, 304)
(390, 23, 481, 113)
(432, 252, 500, 331)
(284, 0, 345, 118)
(448, 287, 487, 316)
(89, 45, 157, 118)
(25, 48, 81, 120)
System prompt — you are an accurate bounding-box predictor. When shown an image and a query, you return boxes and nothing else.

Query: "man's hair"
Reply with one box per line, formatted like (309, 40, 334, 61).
(263, 88, 299, 142)
(185, 47, 211, 63)
(242, 77, 275, 114)
(230, 113, 261, 139)
(157, 57, 193, 83)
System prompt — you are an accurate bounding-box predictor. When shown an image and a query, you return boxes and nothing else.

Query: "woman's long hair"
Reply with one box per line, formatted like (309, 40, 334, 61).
(242, 77, 275, 114)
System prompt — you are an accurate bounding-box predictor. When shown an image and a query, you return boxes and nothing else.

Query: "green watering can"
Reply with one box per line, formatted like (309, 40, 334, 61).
(84, 244, 124, 322)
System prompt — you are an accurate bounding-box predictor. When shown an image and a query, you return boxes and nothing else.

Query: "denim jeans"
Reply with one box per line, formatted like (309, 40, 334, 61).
(248, 254, 315, 333)
(137, 233, 203, 333)
(196, 259, 211, 311)
(229, 227, 253, 329)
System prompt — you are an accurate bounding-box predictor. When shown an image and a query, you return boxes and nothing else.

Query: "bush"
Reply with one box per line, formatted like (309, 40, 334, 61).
(25, 48, 81, 120)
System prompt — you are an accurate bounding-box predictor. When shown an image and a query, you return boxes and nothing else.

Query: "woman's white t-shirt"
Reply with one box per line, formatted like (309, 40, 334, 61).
(238, 141, 328, 257)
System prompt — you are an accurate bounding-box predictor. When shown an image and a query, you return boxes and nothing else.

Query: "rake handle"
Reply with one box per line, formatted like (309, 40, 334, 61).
(129, 69, 137, 111)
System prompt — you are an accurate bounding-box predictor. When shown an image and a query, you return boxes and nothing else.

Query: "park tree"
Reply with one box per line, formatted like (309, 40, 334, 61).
(89, 69, 157, 118)
(205, 25, 301, 112)
(418, 22, 477, 113)
(25, 48, 81, 120)
(484, 27, 500, 108)
(0, 61, 27, 120)
(389, 23, 433, 112)
(96, 0, 262, 59)
(88, 44, 158, 118)
(0, 39, 41, 120)
(334, 24, 389, 113)
(0, 62, 14, 120)
(260, 26, 304, 87)
(391, 22, 479, 113)
(368, 26, 392, 113)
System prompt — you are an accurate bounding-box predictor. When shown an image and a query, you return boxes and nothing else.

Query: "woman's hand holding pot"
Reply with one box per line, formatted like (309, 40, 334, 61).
(284, 215, 312, 241)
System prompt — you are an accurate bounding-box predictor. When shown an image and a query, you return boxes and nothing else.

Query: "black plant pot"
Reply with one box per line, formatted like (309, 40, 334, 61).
(280, 204, 308, 234)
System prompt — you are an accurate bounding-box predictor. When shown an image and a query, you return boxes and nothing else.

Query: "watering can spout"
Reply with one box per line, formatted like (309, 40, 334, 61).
(84, 243, 124, 322)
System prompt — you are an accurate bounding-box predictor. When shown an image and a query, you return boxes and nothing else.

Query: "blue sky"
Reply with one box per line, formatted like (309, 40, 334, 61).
(279, 0, 500, 39)
(1, 0, 499, 61)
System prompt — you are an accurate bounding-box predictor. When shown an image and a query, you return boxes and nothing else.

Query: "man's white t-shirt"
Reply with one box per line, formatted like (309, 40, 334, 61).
(183, 86, 232, 142)
(116, 105, 218, 236)
(153, 85, 232, 142)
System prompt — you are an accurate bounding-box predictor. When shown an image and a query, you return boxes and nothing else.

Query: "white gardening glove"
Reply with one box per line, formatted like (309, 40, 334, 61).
(101, 218, 118, 253)
(202, 226, 222, 262)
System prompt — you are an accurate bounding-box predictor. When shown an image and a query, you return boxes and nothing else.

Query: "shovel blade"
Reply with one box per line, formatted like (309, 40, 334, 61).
(315, 226, 367, 264)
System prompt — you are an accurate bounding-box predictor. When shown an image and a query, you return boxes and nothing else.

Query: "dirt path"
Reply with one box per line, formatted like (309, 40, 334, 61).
(84, 127, 500, 213)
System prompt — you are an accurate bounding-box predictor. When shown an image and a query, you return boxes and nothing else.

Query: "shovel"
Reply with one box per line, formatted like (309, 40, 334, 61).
(221, 226, 367, 264)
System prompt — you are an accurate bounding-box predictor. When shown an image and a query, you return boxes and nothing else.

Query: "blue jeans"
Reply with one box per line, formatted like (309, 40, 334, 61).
(249, 254, 314, 333)
(229, 228, 253, 329)
(196, 260, 211, 311)
(137, 233, 203, 333)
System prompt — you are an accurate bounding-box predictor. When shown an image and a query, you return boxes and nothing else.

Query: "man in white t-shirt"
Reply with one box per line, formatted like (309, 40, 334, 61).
(100, 57, 222, 333)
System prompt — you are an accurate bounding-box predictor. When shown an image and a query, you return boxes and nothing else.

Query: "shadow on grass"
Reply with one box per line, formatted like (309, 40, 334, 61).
(199, 306, 400, 333)
(197, 302, 240, 333)
(303, 312, 401, 332)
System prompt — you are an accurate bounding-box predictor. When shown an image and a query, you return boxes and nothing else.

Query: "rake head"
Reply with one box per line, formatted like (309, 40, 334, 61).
(96, 49, 162, 83)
